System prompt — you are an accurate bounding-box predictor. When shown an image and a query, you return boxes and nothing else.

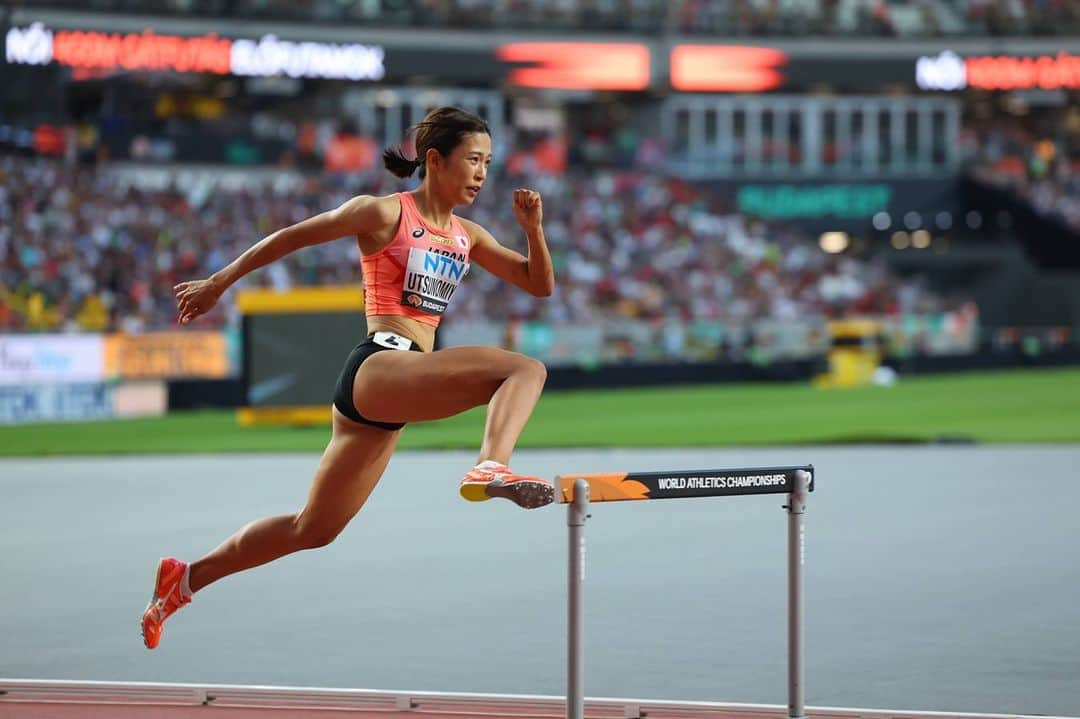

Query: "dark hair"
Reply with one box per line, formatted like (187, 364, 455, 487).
(382, 106, 491, 180)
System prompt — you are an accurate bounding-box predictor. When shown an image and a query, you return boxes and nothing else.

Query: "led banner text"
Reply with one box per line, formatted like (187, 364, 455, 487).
(6, 22, 384, 81)
(917, 50, 1080, 91)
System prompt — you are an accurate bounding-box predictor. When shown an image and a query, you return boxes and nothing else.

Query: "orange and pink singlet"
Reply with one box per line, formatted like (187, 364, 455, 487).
(360, 192, 472, 327)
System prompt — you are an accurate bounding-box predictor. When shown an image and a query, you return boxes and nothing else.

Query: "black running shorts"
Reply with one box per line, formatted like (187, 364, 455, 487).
(333, 332, 423, 430)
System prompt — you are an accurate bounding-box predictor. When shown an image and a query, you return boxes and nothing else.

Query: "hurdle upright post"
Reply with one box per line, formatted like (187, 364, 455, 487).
(566, 478, 590, 719)
(787, 469, 811, 719)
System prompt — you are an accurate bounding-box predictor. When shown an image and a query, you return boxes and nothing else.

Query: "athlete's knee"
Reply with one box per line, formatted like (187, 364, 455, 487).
(514, 355, 547, 385)
(528, 356, 548, 385)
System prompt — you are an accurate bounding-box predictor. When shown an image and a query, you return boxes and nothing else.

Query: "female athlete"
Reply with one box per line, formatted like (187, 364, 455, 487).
(141, 106, 556, 649)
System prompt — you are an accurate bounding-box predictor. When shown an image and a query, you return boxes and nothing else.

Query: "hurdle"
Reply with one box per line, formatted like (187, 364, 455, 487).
(558, 465, 815, 719)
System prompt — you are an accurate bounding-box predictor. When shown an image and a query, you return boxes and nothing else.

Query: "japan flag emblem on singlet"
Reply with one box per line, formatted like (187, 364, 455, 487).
(455, 235, 469, 250)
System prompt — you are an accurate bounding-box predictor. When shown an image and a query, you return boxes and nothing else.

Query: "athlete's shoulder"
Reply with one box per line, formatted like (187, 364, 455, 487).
(337, 193, 403, 232)
(351, 193, 402, 220)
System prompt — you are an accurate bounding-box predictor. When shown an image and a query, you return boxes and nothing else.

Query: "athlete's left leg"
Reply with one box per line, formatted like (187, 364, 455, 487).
(353, 344, 547, 465)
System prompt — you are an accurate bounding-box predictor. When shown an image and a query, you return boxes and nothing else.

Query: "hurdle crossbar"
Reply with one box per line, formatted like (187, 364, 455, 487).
(557, 465, 815, 719)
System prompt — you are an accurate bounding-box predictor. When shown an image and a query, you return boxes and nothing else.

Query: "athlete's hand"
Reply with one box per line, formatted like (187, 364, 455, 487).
(174, 277, 224, 325)
(512, 189, 543, 232)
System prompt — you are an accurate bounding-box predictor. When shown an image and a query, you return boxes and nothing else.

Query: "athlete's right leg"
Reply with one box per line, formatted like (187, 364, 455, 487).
(188, 411, 400, 593)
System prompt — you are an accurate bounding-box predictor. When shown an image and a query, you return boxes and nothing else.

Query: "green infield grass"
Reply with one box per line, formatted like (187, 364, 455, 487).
(1, 367, 1077, 457)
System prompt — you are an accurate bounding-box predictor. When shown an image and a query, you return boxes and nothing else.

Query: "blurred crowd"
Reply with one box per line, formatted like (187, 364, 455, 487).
(962, 109, 1080, 231)
(677, 0, 1080, 36)
(457, 170, 943, 326)
(0, 153, 947, 334)
(958, 0, 1080, 35)
(28, 0, 1080, 35)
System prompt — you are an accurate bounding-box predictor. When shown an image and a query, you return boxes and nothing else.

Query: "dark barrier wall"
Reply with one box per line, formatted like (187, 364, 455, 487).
(169, 349, 1078, 411)
(242, 312, 367, 407)
(170, 358, 822, 411)
(544, 357, 824, 390)
(168, 378, 245, 410)
(888, 345, 1080, 375)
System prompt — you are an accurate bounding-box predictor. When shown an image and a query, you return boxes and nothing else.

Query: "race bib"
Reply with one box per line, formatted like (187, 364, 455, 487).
(401, 247, 468, 315)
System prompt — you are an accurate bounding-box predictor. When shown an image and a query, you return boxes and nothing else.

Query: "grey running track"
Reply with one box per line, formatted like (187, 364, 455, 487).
(1, 446, 1079, 716)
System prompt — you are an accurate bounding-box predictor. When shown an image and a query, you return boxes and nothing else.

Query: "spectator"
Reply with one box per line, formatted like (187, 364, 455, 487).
(1, 153, 952, 335)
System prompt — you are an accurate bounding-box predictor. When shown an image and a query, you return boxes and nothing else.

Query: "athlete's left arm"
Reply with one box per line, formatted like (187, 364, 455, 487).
(465, 189, 555, 297)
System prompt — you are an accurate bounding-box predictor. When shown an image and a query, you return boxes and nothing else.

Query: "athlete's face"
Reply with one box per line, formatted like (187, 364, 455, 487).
(432, 132, 492, 206)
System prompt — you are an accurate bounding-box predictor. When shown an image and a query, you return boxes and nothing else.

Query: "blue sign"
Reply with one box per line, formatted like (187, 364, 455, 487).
(0, 383, 114, 425)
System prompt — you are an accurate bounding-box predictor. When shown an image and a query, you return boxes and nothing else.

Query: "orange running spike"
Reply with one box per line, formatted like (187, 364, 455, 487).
(460, 462, 555, 509)
(140, 557, 191, 650)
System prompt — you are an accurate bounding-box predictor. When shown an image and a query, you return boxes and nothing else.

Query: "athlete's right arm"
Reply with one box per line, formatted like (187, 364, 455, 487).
(174, 195, 394, 324)
(210, 195, 392, 288)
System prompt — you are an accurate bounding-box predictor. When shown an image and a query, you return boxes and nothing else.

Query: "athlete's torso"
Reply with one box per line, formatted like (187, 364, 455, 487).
(358, 192, 472, 352)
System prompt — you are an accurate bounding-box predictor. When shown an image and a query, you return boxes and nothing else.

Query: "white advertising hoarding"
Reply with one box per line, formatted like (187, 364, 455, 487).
(0, 334, 105, 385)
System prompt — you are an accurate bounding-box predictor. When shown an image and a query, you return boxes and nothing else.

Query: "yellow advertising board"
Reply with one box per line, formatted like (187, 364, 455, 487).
(236, 285, 364, 314)
(104, 331, 230, 380)
(814, 319, 884, 388)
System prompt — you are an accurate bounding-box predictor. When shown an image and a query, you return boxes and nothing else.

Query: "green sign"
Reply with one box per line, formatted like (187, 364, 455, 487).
(737, 184, 892, 219)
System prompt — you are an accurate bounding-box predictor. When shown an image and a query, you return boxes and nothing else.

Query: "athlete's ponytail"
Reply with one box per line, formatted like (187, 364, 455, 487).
(382, 106, 491, 181)
(382, 147, 423, 178)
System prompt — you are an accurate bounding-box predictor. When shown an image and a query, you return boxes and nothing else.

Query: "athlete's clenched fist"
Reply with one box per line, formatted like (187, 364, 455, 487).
(512, 188, 543, 232)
